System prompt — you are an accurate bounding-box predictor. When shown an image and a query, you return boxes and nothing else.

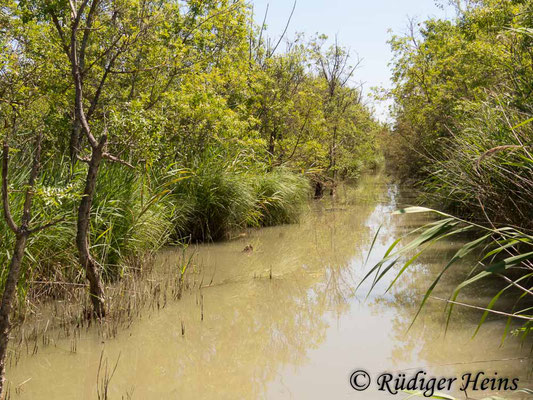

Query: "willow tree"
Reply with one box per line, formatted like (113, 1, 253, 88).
(252, 45, 308, 167)
(44, 0, 156, 317)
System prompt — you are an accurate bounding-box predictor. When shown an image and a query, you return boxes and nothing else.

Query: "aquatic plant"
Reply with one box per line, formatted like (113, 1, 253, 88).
(362, 207, 533, 340)
(167, 155, 310, 241)
(421, 102, 533, 230)
(90, 164, 174, 280)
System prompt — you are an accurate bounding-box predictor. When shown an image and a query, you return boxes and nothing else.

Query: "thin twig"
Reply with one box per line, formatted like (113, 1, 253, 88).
(430, 296, 532, 321)
(29, 217, 66, 234)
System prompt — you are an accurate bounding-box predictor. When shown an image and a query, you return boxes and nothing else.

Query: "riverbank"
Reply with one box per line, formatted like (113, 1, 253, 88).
(3, 165, 310, 313)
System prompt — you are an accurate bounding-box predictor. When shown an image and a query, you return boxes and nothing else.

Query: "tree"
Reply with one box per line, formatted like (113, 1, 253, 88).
(312, 37, 361, 195)
(0, 135, 52, 397)
(44, 0, 253, 316)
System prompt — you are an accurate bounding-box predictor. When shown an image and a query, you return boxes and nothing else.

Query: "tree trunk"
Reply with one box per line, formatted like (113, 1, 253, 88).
(314, 181, 324, 199)
(330, 125, 338, 197)
(0, 232, 28, 398)
(76, 139, 106, 318)
(0, 136, 42, 397)
(69, 119, 83, 164)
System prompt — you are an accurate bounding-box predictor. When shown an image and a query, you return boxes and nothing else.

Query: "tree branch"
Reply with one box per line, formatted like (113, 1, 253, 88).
(103, 153, 134, 168)
(70, 0, 98, 149)
(1, 143, 18, 233)
(50, 10, 71, 59)
(21, 133, 42, 230)
(87, 49, 122, 121)
(79, 0, 101, 71)
(268, 0, 297, 58)
(29, 217, 66, 235)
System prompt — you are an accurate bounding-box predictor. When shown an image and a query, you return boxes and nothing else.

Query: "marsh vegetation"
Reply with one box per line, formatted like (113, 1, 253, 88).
(0, 0, 532, 398)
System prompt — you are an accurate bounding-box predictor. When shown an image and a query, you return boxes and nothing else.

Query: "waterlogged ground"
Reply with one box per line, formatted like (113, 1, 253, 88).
(6, 174, 532, 399)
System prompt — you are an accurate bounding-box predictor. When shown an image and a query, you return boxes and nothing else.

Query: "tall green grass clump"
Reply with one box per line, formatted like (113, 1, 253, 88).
(166, 152, 311, 241)
(168, 155, 257, 242)
(90, 164, 174, 280)
(253, 169, 309, 227)
(422, 97, 533, 230)
(1, 156, 175, 299)
(0, 150, 80, 297)
(1, 151, 311, 299)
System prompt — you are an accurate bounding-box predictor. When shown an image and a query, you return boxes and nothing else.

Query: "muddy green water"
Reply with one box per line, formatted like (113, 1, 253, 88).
(6, 175, 532, 399)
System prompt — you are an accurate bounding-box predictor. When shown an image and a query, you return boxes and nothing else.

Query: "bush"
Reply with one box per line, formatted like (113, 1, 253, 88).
(167, 155, 310, 241)
(421, 96, 533, 229)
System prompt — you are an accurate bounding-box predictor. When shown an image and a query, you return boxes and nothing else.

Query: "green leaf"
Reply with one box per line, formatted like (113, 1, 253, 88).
(486, 251, 533, 273)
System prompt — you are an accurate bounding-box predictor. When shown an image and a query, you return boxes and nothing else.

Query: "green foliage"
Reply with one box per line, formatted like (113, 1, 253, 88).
(0, 149, 78, 294)
(0, 0, 381, 303)
(169, 154, 257, 241)
(422, 100, 533, 228)
(385, 0, 532, 229)
(365, 0, 532, 351)
(0, 155, 175, 290)
(166, 152, 310, 241)
(90, 164, 174, 280)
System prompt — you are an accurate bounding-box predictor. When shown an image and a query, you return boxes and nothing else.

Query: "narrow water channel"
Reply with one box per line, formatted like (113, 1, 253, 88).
(7, 174, 532, 399)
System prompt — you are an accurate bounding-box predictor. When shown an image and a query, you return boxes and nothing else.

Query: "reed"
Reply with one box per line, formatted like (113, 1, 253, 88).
(362, 206, 533, 341)
(167, 152, 310, 241)
(421, 97, 533, 230)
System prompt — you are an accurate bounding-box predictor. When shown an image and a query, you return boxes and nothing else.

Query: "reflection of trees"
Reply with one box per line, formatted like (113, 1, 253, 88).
(8, 175, 390, 399)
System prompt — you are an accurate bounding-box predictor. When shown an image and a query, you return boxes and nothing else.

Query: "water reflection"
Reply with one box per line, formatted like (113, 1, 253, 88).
(7, 174, 532, 399)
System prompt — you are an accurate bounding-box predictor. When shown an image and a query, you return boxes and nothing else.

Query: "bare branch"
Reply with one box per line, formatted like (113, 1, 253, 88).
(103, 153, 134, 169)
(79, 0, 101, 71)
(87, 49, 122, 121)
(68, 0, 78, 19)
(268, 0, 297, 58)
(256, 3, 269, 58)
(29, 217, 66, 235)
(431, 296, 533, 321)
(50, 11, 71, 58)
(70, 0, 98, 149)
(82, 32, 124, 76)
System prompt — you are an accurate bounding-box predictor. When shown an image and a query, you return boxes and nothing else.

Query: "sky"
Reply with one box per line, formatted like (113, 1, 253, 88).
(250, 0, 457, 120)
